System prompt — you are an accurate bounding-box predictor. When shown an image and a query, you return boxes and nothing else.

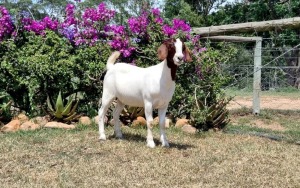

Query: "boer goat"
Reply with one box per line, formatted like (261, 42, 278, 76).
(98, 38, 192, 148)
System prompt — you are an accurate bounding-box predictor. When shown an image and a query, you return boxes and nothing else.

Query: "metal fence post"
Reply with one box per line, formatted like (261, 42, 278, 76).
(253, 38, 262, 114)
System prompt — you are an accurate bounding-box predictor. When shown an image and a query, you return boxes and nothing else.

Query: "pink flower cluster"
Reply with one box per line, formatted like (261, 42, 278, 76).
(104, 25, 125, 35)
(59, 4, 78, 42)
(110, 36, 135, 57)
(1, 3, 195, 60)
(163, 18, 191, 38)
(128, 12, 149, 35)
(192, 35, 206, 55)
(106, 24, 135, 57)
(22, 16, 58, 35)
(0, 6, 14, 41)
(82, 3, 115, 27)
(70, 2, 115, 46)
(151, 8, 163, 25)
(61, 4, 77, 28)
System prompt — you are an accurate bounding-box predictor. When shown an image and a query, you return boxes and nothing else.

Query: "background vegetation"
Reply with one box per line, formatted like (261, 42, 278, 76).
(1, 0, 300, 129)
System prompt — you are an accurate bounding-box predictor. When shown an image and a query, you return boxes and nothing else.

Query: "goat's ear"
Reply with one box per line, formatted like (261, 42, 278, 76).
(157, 43, 168, 61)
(184, 45, 193, 62)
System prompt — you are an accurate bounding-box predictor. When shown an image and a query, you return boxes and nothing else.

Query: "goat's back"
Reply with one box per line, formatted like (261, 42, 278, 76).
(103, 62, 175, 108)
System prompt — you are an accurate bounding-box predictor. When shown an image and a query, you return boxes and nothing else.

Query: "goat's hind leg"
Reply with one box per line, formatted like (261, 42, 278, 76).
(158, 107, 169, 147)
(98, 94, 115, 141)
(113, 100, 125, 139)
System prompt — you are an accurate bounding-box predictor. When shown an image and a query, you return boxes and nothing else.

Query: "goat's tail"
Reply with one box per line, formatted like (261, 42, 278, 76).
(106, 51, 121, 70)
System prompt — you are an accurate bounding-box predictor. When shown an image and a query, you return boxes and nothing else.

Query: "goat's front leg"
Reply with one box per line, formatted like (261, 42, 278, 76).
(113, 100, 125, 139)
(144, 101, 155, 148)
(158, 106, 169, 147)
(98, 93, 115, 140)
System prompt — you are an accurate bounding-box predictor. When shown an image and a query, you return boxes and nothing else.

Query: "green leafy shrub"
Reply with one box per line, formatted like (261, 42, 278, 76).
(0, 91, 13, 123)
(189, 43, 236, 131)
(168, 42, 236, 131)
(0, 31, 111, 115)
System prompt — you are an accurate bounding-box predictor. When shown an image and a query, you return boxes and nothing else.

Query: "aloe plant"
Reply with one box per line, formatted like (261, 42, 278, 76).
(190, 88, 232, 131)
(119, 106, 145, 125)
(47, 91, 79, 122)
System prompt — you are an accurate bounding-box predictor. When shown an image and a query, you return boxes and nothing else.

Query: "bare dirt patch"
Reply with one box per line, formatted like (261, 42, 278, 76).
(228, 96, 300, 110)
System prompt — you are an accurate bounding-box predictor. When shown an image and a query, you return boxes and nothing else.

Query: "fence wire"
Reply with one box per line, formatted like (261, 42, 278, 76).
(221, 40, 300, 111)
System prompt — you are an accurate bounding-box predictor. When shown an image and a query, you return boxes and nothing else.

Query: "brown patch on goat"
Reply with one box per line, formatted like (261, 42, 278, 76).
(183, 44, 192, 63)
(157, 38, 191, 80)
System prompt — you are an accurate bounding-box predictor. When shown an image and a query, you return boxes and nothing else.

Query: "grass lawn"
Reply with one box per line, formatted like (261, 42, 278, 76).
(1, 115, 299, 187)
(226, 87, 300, 99)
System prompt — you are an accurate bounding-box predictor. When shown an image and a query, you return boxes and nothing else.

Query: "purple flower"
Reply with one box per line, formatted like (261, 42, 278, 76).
(0, 6, 14, 41)
(192, 34, 200, 45)
(198, 47, 206, 53)
(105, 25, 125, 35)
(83, 2, 115, 27)
(172, 18, 191, 32)
(154, 17, 163, 25)
(20, 10, 30, 18)
(162, 18, 191, 38)
(162, 25, 176, 37)
(66, 4, 75, 17)
(109, 36, 135, 57)
(151, 8, 160, 17)
(22, 16, 58, 35)
(43, 16, 58, 30)
(128, 13, 149, 34)
(60, 25, 76, 41)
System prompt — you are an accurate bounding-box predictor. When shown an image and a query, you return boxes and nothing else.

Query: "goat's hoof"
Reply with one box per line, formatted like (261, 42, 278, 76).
(115, 135, 123, 140)
(99, 135, 107, 141)
(162, 142, 170, 147)
(113, 132, 123, 140)
(147, 141, 156, 148)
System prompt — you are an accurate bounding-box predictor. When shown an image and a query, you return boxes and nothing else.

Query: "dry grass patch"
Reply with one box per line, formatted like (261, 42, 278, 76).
(0, 124, 299, 188)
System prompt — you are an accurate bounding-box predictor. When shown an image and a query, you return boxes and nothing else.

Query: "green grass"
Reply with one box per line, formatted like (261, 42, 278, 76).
(229, 109, 300, 143)
(226, 87, 300, 98)
(1, 120, 300, 187)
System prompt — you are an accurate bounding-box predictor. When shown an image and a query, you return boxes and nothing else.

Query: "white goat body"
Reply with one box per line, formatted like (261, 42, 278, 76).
(105, 53, 175, 108)
(98, 38, 191, 148)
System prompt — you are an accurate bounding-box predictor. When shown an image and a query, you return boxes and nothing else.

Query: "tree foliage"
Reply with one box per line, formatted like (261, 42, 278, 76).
(206, 0, 300, 88)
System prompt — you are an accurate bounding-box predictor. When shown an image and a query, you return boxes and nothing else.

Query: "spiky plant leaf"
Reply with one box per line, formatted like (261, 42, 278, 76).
(62, 94, 74, 116)
(47, 95, 54, 112)
(55, 91, 64, 115)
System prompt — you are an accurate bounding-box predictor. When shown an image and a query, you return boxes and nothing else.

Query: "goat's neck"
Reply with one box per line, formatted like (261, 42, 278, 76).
(166, 57, 178, 81)
(158, 59, 177, 85)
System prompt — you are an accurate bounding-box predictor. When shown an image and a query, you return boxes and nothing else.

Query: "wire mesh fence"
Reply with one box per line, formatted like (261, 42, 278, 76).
(218, 39, 300, 111)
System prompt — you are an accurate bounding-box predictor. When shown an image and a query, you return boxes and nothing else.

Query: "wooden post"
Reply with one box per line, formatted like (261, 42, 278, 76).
(192, 17, 300, 36)
(253, 38, 262, 115)
(203, 36, 263, 114)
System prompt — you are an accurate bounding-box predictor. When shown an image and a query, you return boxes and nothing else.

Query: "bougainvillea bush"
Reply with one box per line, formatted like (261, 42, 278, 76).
(0, 2, 234, 130)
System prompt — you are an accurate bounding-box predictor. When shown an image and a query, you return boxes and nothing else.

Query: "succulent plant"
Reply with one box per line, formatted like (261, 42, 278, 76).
(190, 89, 232, 131)
(119, 106, 145, 125)
(47, 91, 80, 122)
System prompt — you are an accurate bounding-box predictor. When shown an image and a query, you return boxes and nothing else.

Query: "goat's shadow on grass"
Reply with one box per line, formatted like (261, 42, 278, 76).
(107, 132, 194, 150)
